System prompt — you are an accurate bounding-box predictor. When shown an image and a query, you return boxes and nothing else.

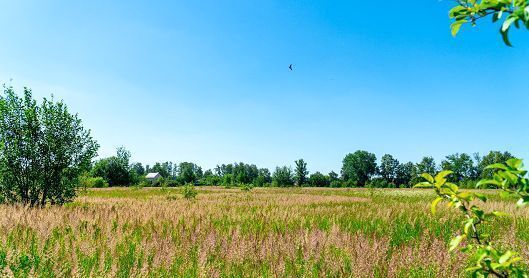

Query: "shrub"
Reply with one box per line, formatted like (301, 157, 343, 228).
(80, 176, 109, 189)
(164, 180, 179, 187)
(366, 178, 395, 188)
(330, 181, 343, 188)
(182, 184, 198, 200)
(241, 184, 253, 191)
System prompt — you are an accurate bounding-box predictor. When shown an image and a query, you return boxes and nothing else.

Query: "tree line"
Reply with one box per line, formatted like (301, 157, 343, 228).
(86, 147, 516, 189)
(0, 86, 519, 207)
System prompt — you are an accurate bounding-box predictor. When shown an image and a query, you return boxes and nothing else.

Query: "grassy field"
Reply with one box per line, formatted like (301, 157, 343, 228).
(0, 187, 528, 277)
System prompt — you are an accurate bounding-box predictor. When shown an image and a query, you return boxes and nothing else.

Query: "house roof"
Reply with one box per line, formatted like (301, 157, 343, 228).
(145, 172, 161, 179)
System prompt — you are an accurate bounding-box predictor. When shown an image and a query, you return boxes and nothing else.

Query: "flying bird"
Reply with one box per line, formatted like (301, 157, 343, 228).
(288, 64, 293, 71)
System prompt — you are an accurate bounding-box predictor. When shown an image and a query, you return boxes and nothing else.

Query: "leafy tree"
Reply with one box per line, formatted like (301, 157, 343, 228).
(254, 168, 271, 187)
(379, 154, 400, 184)
(272, 166, 294, 187)
(396, 162, 415, 187)
(309, 172, 330, 187)
(215, 164, 233, 176)
(441, 153, 476, 182)
(200, 169, 221, 186)
(222, 173, 234, 186)
(416, 156, 437, 176)
(0, 86, 98, 206)
(131, 162, 145, 177)
(328, 171, 339, 182)
(177, 162, 202, 184)
(341, 150, 377, 186)
(478, 151, 515, 179)
(91, 147, 134, 186)
(150, 162, 173, 178)
(258, 168, 271, 183)
(232, 162, 258, 184)
(294, 159, 309, 186)
(449, 0, 529, 46)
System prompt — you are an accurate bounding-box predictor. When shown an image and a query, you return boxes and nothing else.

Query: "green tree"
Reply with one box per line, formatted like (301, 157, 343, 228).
(0, 86, 99, 206)
(379, 154, 400, 184)
(328, 171, 339, 182)
(478, 151, 515, 179)
(341, 150, 377, 186)
(309, 172, 330, 187)
(131, 162, 145, 176)
(150, 162, 173, 178)
(294, 159, 309, 186)
(416, 156, 437, 176)
(396, 161, 415, 187)
(177, 162, 202, 184)
(441, 153, 476, 182)
(272, 166, 294, 187)
(254, 168, 271, 187)
(91, 147, 134, 186)
(449, 0, 529, 46)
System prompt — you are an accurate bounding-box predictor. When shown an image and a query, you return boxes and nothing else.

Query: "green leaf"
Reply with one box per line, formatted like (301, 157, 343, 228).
(501, 27, 513, 47)
(431, 197, 443, 215)
(493, 11, 504, 23)
(451, 20, 467, 37)
(414, 182, 433, 188)
(421, 173, 434, 183)
(499, 251, 513, 264)
(502, 17, 517, 32)
(449, 235, 466, 251)
(506, 158, 523, 170)
(485, 163, 508, 170)
(474, 193, 487, 202)
(477, 179, 501, 188)
(435, 170, 453, 184)
(516, 195, 529, 207)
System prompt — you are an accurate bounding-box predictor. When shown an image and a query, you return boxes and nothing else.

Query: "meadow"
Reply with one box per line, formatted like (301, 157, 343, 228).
(0, 187, 528, 277)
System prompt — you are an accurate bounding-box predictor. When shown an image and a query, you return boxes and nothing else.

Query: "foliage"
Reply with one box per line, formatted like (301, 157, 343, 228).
(182, 184, 198, 200)
(0, 86, 99, 206)
(449, 0, 529, 46)
(416, 159, 529, 277)
(309, 172, 330, 187)
(441, 153, 478, 182)
(80, 175, 109, 189)
(149, 162, 173, 178)
(272, 166, 294, 187)
(367, 178, 395, 189)
(379, 154, 400, 184)
(478, 151, 515, 179)
(91, 147, 134, 186)
(241, 184, 253, 191)
(177, 162, 202, 184)
(341, 150, 377, 186)
(294, 159, 309, 186)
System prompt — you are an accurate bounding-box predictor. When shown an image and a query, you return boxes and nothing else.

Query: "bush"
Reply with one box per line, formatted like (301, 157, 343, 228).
(164, 180, 179, 187)
(241, 184, 253, 191)
(366, 178, 395, 188)
(330, 180, 343, 188)
(182, 184, 198, 200)
(80, 176, 109, 189)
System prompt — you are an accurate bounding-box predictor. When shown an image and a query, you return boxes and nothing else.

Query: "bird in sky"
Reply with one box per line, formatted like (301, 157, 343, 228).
(288, 64, 293, 71)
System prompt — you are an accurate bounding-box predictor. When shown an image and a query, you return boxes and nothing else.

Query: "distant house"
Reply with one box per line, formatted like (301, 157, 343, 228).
(145, 172, 162, 183)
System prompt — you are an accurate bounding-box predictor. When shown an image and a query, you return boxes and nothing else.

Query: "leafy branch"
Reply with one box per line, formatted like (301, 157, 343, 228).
(416, 158, 529, 277)
(450, 0, 529, 46)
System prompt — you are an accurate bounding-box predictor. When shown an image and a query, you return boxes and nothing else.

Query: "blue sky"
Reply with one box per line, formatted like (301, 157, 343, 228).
(1, 1, 528, 173)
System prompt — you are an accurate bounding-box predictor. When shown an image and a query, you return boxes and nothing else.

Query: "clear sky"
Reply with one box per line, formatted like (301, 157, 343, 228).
(1, 1, 528, 173)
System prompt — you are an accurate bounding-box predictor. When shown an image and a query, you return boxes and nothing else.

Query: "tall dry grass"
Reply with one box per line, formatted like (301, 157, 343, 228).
(0, 187, 527, 277)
